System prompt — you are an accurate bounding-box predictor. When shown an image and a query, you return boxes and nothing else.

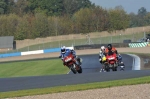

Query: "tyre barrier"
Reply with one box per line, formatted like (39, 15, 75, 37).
(148, 43, 150, 47)
(128, 42, 149, 48)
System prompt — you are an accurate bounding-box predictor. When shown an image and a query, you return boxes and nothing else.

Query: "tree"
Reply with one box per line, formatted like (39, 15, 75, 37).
(0, 0, 6, 14)
(91, 6, 109, 32)
(144, 12, 150, 25)
(137, 7, 148, 26)
(31, 13, 49, 38)
(27, 0, 64, 16)
(107, 7, 129, 32)
(138, 7, 147, 17)
(73, 8, 94, 33)
(63, 0, 94, 16)
(13, 0, 29, 16)
(129, 12, 138, 27)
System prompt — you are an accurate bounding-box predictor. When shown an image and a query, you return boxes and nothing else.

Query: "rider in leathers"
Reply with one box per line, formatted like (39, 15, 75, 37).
(99, 46, 107, 72)
(105, 44, 125, 69)
(59, 46, 81, 66)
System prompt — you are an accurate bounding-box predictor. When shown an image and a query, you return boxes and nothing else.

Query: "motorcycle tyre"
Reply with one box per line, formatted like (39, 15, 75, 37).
(105, 66, 110, 72)
(77, 66, 82, 74)
(71, 67, 77, 74)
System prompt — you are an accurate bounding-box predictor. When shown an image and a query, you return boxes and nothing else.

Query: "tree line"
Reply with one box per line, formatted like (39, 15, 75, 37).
(0, 0, 150, 40)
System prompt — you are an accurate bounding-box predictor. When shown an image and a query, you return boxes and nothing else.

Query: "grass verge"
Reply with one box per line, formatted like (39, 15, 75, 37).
(0, 59, 68, 78)
(0, 76, 150, 98)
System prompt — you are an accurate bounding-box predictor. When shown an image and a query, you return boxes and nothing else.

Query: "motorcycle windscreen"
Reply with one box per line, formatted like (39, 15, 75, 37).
(63, 51, 71, 57)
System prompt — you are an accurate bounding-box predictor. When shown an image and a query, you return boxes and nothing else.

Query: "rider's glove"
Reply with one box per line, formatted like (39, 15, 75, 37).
(59, 56, 61, 58)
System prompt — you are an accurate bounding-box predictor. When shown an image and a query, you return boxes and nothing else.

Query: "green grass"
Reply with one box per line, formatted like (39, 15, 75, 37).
(0, 59, 68, 78)
(0, 76, 150, 98)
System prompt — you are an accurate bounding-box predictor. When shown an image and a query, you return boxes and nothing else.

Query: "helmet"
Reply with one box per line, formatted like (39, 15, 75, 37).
(101, 46, 105, 50)
(61, 46, 66, 54)
(107, 44, 112, 50)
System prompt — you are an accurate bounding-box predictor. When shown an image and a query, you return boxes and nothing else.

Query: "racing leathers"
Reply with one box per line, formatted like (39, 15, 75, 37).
(99, 50, 107, 72)
(105, 46, 118, 55)
(59, 49, 80, 66)
(99, 51, 106, 64)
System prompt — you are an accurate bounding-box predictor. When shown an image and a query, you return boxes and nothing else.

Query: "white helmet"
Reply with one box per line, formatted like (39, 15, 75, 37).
(61, 46, 66, 54)
(101, 46, 105, 50)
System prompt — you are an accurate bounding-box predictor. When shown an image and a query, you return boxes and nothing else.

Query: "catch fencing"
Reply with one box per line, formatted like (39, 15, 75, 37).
(1, 26, 150, 53)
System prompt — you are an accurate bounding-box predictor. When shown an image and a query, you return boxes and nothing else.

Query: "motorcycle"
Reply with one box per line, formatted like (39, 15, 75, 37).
(63, 52, 82, 74)
(105, 51, 118, 72)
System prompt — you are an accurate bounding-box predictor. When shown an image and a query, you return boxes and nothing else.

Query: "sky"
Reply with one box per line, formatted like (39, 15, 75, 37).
(90, 0, 150, 14)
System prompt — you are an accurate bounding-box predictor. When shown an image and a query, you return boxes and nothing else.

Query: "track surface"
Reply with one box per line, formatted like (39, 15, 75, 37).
(69, 54, 133, 74)
(0, 54, 150, 92)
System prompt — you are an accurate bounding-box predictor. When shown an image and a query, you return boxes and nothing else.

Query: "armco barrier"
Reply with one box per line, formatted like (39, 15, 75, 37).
(128, 42, 149, 48)
(44, 48, 60, 53)
(0, 52, 21, 58)
(0, 46, 73, 58)
(43, 46, 74, 53)
(74, 43, 129, 50)
(21, 50, 44, 55)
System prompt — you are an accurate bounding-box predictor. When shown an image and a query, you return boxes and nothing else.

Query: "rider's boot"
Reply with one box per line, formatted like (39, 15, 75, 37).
(100, 69, 103, 72)
(103, 69, 106, 72)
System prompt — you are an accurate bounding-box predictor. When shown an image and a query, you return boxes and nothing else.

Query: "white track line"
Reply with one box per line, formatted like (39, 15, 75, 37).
(128, 54, 141, 70)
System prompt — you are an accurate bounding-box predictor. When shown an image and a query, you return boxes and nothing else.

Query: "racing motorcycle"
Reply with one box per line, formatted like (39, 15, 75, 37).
(105, 51, 118, 72)
(63, 52, 82, 74)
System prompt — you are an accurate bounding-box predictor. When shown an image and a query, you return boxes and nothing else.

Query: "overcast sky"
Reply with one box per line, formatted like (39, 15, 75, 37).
(90, 0, 150, 14)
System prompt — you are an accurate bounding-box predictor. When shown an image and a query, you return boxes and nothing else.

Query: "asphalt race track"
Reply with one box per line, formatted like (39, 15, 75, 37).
(0, 54, 150, 92)
(69, 54, 133, 74)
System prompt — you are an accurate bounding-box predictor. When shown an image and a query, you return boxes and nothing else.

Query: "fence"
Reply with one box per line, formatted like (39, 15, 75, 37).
(1, 26, 150, 53)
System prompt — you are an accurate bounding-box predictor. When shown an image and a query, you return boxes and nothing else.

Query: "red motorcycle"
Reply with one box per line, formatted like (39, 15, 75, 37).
(63, 52, 82, 74)
(105, 51, 118, 72)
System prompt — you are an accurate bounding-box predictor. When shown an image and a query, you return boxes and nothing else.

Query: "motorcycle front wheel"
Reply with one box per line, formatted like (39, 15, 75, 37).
(70, 64, 77, 74)
(77, 66, 82, 73)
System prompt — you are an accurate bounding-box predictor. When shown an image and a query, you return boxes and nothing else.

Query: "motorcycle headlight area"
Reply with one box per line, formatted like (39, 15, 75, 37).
(108, 57, 115, 60)
(65, 57, 72, 62)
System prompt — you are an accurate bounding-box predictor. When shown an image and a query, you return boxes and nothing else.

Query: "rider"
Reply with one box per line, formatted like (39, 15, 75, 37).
(105, 44, 118, 56)
(99, 46, 107, 72)
(105, 44, 124, 66)
(59, 46, 81, 66)
(99, 46, 106, 64)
